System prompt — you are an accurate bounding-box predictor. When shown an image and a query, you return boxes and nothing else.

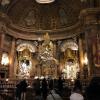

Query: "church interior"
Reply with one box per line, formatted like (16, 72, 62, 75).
(0, 0, 100, 100)
(0, 0, 100, 79)
(0, 0, 100, 99)
(0, 0, 99, 80)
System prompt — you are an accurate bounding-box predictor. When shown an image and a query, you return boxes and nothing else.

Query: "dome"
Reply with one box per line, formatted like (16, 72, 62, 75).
(6, 0, 83, 31)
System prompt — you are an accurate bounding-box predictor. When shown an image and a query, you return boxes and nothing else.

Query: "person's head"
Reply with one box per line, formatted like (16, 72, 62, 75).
(59, 76, 61, 80)
(23, 79, 26, 82)
(73, 87, 81, 93)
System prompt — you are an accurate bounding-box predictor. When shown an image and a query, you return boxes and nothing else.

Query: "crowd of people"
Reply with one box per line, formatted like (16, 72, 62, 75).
(15, 77, 64, 100)
(15, 76, 100, 100)
(33, 77, 64, 100)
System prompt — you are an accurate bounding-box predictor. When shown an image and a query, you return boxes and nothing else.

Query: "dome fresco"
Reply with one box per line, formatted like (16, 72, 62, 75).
(6, 0, 83, 30)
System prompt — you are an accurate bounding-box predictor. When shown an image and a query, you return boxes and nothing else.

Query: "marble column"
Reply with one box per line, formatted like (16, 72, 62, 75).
(84, 31, 91, 77)
(78, 37, 84, 78)
(9, 38, 16, 78)
(0, 33, 5, 67)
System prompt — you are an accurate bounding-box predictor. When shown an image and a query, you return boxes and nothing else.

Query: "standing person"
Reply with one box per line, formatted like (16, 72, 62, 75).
(34, 90, 43, 100)
(41, 78, 48, 100)
(70, 87, 84, 100)
(57, 76, 63, 96)
(85, 77, 100, 100)
(74, 78, 82, 91)
(48, 78, 54, 91)
(20, 79, 28, 100)
(16, 81, 22, 100)
(33, 78, 41, 96)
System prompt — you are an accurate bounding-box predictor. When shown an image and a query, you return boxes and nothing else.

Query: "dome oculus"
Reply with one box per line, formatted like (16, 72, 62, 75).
(35, 0, 55, 4)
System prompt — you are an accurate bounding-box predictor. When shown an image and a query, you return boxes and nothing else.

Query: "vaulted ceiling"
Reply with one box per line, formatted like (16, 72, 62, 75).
(6, 0, 83, 30)
(0, 0, 99, 40)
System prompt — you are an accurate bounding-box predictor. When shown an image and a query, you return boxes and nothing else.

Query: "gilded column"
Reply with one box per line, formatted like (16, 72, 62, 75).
(9, 38, 16, 78)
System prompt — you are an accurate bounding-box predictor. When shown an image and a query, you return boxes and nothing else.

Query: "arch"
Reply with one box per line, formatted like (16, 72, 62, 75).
(16, 42, 37, 52)
(61, 39, 78, 52)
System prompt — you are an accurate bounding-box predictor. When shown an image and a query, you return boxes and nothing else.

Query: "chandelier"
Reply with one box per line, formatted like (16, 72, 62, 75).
(35, 0, 55, 4)
(1, 53, 9, 66)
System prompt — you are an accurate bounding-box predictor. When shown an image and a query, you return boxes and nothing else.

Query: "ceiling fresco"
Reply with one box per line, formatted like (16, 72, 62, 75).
(0, 0, 96, 40)
(0, 0, 83, 30)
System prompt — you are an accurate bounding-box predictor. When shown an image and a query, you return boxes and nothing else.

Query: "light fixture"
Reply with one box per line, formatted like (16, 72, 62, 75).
(1, 53, 9, 66)
(36, 0, 55, 4)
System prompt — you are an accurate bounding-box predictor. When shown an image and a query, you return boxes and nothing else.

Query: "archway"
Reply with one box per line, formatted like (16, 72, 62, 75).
(16, 42, 37, 78)
(61, 39, 80, 79)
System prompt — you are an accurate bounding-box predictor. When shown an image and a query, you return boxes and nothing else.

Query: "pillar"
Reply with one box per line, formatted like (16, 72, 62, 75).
(78, 36, 84, 79)
(9, 38, 16, 78)
(0, 33, 5, 67)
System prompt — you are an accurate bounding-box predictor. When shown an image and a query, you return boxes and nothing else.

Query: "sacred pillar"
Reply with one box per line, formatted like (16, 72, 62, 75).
(78, 35, 84, 79)
(9, 38, 16, 78)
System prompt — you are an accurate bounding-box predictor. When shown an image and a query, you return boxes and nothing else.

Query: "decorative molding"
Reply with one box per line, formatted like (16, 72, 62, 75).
(16, 42, 37, 53)
(0, 8, 100, 40)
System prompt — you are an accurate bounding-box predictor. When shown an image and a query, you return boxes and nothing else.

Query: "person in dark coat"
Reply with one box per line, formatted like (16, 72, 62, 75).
(48, 78, 54, 91)
(74, 79, 82, 91)
(41, 78, 48, 100)
(57, 77, 63, 96)
(16, 82, 22, 100)
(33, 78, 41, 96)
(20, 79, 28, 100)
(34, 90, 43, 100)
(85, 77, 100, 100)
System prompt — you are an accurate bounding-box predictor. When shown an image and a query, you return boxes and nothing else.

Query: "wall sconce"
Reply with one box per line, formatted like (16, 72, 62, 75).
(1, 53, 9, 66)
